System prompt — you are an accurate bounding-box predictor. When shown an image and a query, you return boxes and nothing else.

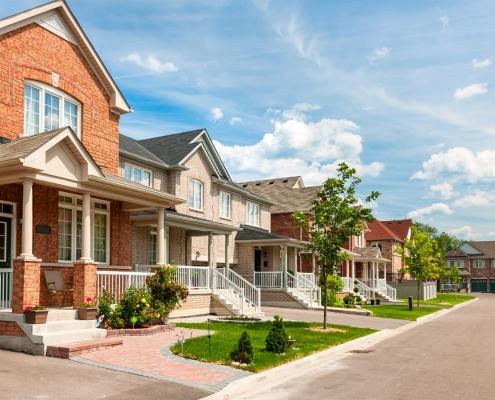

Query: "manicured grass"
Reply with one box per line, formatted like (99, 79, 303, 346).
(398, 294, 476, 307)
(171, 321, 377, 373)
(361, 305, 442, 321)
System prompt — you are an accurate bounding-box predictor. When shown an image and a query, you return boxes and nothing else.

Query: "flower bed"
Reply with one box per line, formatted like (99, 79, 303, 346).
(106, 323, 176, 337)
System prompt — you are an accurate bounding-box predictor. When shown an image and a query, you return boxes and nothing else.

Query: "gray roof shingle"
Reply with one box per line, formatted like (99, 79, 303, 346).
(235, 225, 298, 242)
(119, 134, 165, 165)
(0, 128, 65, 162)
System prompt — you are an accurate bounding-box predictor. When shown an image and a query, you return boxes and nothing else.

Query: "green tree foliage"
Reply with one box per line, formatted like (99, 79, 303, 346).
(450, 266, 462, 300)
(396, 226, 440, 307)
(413, 221, 463, 256)
(230, 330, 254, 364)
(323, 275, 345, 307)
(435, 247, 449, 303)
(292, 163, 380, 328)
(265, 315, 289, 354)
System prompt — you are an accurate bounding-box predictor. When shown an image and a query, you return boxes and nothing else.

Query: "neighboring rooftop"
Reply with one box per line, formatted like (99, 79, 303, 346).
(235, 225, 305, 243)
(445, 241, 495, 259)
(366, 219, 412, 242)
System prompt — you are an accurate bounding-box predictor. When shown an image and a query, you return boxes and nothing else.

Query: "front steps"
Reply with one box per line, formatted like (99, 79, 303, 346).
(212, 290, 264, 317)
(286, 288, 320, 310)
(47, 337, 123, 359)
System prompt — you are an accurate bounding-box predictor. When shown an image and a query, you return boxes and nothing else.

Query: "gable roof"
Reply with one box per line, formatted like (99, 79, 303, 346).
(0, 0, 131, 114)
(237, 177, 321, 213)
(385, 219, 412, 240)
(444, 241, 495, 259)
(366, 220, 403, 241)
(119, 134, 166, 166)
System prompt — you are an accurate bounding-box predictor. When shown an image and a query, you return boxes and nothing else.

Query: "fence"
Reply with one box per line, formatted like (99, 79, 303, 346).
(0, 268, 13, 309)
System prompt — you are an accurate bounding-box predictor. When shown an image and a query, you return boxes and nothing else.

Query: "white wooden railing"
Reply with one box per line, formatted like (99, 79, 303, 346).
(355, 279, 371, 300)
(211, 269, 246, 314)
(254, 271, 283, 288)
(342, 277, 353, 293)
(442, 284, 458, 291)
(0, 268, 13, 309)
(97, 271, 150, 303)
(376, 279, 397, 301)
(296, 272, 319, 286)
(175, 266, 209, 289)
(287, 272, 321, 306)
(228, 269, 261, 312)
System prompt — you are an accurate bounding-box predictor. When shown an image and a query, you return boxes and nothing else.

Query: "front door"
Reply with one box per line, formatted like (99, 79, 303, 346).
(0, 217, 11, 269)
(254, 249, 261, 272)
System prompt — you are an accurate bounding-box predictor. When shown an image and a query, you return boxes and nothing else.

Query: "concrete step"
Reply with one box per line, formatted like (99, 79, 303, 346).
(46, 309, 80, 322)
(47, 337, 123, 359)
(32, 328, 107, 346)
(29, 319, 96, 335)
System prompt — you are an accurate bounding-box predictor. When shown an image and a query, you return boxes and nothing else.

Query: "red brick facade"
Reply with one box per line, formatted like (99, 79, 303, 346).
(12, 260, 41, 314)
(0, 321, 26, 337)
(73, 261, 97, 308)
(0, 24, 120, 174)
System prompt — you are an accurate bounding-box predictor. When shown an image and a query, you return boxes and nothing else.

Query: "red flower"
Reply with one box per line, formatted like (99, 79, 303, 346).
(39, 299, 44, 302)
(86, 297, 92, 302)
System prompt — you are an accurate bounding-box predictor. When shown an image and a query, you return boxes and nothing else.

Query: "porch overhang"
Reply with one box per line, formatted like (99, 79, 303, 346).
(235, 239, 308, 248)
(354, 257, 391, 263)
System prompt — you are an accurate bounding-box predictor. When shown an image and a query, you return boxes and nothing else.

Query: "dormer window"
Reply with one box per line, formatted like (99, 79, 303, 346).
(24, 80, 81, 137)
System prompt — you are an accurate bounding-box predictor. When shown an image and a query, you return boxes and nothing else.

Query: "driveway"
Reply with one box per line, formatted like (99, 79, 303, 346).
(240, 295, 485, 400)
(262, 306, 411, 330)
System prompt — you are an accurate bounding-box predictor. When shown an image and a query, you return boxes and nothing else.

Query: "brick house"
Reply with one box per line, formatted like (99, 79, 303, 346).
(365, 219, 412, 282)
(442, 241, 495, 292)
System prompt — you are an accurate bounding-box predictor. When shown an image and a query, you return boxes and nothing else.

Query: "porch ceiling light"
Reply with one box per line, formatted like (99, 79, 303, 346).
(196, 251, 201, 258)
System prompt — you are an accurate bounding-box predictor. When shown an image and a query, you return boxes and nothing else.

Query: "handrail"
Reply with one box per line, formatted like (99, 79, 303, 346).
(355, 279, 371, 300)
(0, 268, 13, 309)
(211, 269, 245, 314)
(253, 271, 283, 288)
(296, 272, 318, 286)
(287, 272, 321, 306)
(376, 279, 396, 301)
(228, 269, 261, 312)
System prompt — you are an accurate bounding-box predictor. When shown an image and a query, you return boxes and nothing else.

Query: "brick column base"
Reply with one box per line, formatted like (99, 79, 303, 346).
(12, 258, 42, 314)
(73, 261, 98, 308)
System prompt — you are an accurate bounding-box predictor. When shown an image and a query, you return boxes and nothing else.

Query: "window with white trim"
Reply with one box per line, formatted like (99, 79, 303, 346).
(449, 260, 464, 269)
(372, 242, 383, 252)
(473, 260, 485, 268)
(24, 80, 81, 136)
(124, 163, 152, 187)
(220, 192, 231, 219)
(189, 179, 203, 210)
(492, 260, 495, 268)
(246, 202, 260, 227)
(57, 193, 110, 264)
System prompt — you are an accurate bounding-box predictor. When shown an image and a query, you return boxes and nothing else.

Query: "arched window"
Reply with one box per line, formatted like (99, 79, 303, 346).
(189, 179, 203, 210)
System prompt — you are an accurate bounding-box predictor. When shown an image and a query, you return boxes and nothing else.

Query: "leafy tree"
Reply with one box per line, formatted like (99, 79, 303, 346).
(450, 266, 462, 300)
(265, 315, 289, 354)
(292, 163, 380, 328)
(436, 248, 449, 302)
(396, 225, 440, 307)
(413, 221, 463, 256)
(324, 275, 344, 306)
(230, 330, 254, 364)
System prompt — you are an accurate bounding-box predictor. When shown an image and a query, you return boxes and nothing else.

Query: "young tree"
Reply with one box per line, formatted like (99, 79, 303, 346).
(395, 225, 440, 307)
(435, 246, 449, 303)
(450, 266, 462, 300)
(413, 221, 463, 256)
(292, 163, 380, 328)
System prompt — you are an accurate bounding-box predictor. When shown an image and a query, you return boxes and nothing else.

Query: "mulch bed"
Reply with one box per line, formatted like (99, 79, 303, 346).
(306, 327, 347, 333)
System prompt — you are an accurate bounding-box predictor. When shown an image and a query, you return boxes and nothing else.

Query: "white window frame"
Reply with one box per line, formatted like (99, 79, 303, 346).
(189, 179, 204, 211)
(492, 260, 495, 268)
(24, 80, 82, 137)
(473, 260, 485, 268)
(246, 201, 260, 227)
(57, 192, 110, 264)
(123, 163, 153, 187)
(372, 242, 383, 252)
(219, 191, 231, 219)
(449, 260, 465, 269)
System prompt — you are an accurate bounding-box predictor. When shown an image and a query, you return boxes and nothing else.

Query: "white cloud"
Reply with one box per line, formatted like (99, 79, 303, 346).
(451, 225, 482, 239)
(367, 47, 390, 65)
(431, 143, 444, 149)
(213, 105, 384, 185)
(454, 82, 488, 100)
(230, 117, 243, 126)
(427, 182, 458, 200)
(209, 108, 223, 122)
(406, 203, 453, 219)
(122, 52, 178, 73)
(282, 103, 321, 121)
(452, 190, 495, 208)
(472, 59, 492, 68)
(267, 108, 281, 115)
(411, 147, 495, 183)
(439, 15, 449, 31)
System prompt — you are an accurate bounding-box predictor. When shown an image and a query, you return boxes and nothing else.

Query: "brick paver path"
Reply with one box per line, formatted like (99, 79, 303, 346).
(72, 330, 251, 392)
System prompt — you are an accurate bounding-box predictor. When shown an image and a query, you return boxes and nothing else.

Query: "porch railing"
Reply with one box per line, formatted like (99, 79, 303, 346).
(0, 268, 13, 309)
(287, 272, 321, 306)
(296, 272, 319, 286)
(253, 271, 283, 288)
(228, 269, 261, 312)
(96, 271, 150, 303)
(376, 279, 396, 301)
(211, 269, 245, 314)
(355, 279, 371, 300)
(175, 266, 209, 289)
(442, 284, 458, 291)
(342, 277, 353, 292)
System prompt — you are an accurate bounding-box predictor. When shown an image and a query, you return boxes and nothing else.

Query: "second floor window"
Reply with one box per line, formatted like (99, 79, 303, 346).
(474, 260, 485, 268)
(246, 202, 260, 226)
(449, 260, 464, 269)
(124, 164, 152, 187)
(372, 242, 383, 252)
(189, 179, 203, 210)
(220, 192, 231, 219)
(24, 81, 81, 137)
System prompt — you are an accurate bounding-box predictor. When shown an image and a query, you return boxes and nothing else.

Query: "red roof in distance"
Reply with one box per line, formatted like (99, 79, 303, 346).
(366, 219, 412, 241)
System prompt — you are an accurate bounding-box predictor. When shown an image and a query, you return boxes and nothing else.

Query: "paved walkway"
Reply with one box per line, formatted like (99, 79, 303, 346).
(237, 295, 485, 400)
(72, 329, 251, 393)
(261, 306, 411, 330)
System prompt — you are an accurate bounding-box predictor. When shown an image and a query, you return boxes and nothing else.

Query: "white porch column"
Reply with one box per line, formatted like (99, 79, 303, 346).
(157, 208, 165, 265)
(80, 193, 92, 261)
(293, 247, 297, 274)
(224, 234, 230, 277)
(383, 263, 386, 281)
(283, 244, 288, 287)
(311, 251, 315, 274)
(373, 262, 376, 300)
(346, 259, 349, 278)
(20, 180, 34, 258)
(352, 259, 355, 281)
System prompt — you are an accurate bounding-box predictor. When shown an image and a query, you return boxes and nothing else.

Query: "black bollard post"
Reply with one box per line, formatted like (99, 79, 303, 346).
(408, 296, 413, 310)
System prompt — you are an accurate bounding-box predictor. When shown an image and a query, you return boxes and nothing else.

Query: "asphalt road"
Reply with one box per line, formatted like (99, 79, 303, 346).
(244, 295, 486, 400)
(262, 306, 411, 330)
(0, 348, 209, 400)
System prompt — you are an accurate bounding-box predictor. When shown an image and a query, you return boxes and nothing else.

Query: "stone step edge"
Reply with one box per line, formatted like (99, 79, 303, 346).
(105, 323, 176, 338)
(46, 337, 123, 359)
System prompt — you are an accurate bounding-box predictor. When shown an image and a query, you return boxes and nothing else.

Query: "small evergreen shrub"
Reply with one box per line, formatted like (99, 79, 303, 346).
(230, 330, 254, 364)
(265, 315, 289, 354)
(355, 296, 362, 303)
(343, 294, 354, 304)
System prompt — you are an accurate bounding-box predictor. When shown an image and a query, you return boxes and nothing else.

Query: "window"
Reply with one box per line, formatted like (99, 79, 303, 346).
(474, 260, 485, 268)
(492, 260, 495, 268)
(150, 229, 157, 265)
(189, 179, 203, 210)
(220, 192, 231, 219)
(24, 81, 81, 136)
(124, 163, 152, 187)
(246, 202, 260, 226)
(57, 193, 110, 264)
(372, 242, 383, 252)
(449, 260, 464, 269)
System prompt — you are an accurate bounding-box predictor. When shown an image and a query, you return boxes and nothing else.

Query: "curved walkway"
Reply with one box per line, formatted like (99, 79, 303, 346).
(72, 330, 251, 393)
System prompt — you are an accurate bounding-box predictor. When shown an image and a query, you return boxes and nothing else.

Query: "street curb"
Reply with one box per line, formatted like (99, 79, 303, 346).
(203, 297, 479, 399)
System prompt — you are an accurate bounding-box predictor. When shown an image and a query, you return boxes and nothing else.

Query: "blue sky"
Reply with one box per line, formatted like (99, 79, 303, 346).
(4, 0, 495, 239)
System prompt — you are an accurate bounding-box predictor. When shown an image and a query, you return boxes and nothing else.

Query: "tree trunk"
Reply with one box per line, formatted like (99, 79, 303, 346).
(417, 282, 420, 307)
(323, 268, 328, 329)
(439, 283, 442, 302)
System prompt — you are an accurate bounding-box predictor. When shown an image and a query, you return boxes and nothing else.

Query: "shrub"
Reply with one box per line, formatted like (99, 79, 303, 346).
(343, 295, 354, 305)
(265, 315, 289, 354)
(353, 287, 359, 294)
(117, 284, 154, 328)
(230, 330, 254, 364)
(97, 289, 115, 321)
(325, 291, 343, 307)
(355, 296, 362, 303)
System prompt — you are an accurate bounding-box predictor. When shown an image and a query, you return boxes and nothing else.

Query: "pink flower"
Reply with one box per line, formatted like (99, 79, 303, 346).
(39, 299, 44, 303)
(86, 297, 92, 302)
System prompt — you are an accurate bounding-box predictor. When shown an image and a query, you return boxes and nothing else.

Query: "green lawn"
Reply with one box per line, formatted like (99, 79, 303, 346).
(397, 294, 476, 307)
(361, 305, 442, 321)
(171, 320, 377, 373)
